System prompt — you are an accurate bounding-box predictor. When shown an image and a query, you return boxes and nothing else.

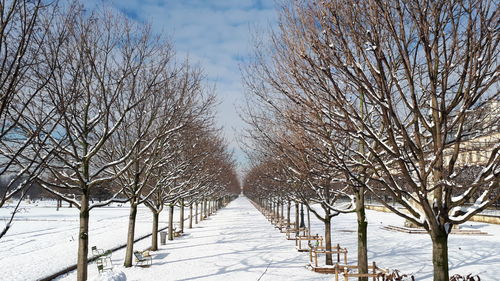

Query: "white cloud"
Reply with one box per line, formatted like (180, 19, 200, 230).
(84, 0, 277, 168)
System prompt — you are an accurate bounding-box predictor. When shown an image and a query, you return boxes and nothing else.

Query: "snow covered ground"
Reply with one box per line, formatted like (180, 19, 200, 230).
(1, 196, 499, 280)
(318, 209, 500, 280)
(0, 201, 184, 281)
(55, 197, 327, 281)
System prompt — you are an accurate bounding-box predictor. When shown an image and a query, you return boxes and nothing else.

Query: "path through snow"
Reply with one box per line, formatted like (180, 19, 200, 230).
(57, 196, 327, 281)
(4, 195, 499, 280)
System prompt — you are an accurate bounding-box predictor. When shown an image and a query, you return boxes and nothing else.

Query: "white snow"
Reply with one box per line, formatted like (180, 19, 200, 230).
(1, 197, 499, 280)
(450, 192, 490, 222)
(90, 271, 126, 281)
(0, 201, 183, 281)
(54, 197, 328, 281)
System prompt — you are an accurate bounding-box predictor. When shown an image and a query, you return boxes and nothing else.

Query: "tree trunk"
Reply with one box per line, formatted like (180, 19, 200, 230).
(189, 203, 193, 229)
(76, 194, 89, 281)
(168, 204, 174, 240)
(201, 199, 204, 220)
(287, 200, 291, 228)
(295, 202, 299, 234)
(431, 230, 450, 281)
(281, 202, 284, 220)
(276, 201, 280, 219)
(324, 217, 333, 265)
(356, 189, 368, 281)
(195, 202, 199, 224)
(151, 211, 159, 251)
(124, 202, 138, 267)
(179, 199, 185, 233)
(307, 207, 311, 232)
(202, 199, 206, 220)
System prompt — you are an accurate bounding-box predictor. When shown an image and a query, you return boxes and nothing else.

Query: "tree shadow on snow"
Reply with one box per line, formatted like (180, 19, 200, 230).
(172, 244, 312, 281)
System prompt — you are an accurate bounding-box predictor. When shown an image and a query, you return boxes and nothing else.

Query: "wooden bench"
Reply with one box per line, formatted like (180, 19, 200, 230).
(309, 244, 348, 267)
(270, 216, 281, 225)
(335, 262, 388, 281)
(274, 219, 286, 229)
(279, 221, 296, 233)
(295, 235, 323, 252)
(285, 227, 309, 240)
(274, 219, 295, 231)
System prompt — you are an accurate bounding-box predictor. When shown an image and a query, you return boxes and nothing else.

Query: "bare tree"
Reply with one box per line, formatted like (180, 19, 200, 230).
(242, 48, 359, 266)
(144, 145, 186, 250)
(28, 9, 165, 280)
(102, 42, 216, 267)
(244, 1, 499, 280)
(0, 0, 66, 239)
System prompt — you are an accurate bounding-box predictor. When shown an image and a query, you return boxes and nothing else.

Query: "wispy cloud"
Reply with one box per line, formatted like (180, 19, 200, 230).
(85, 0, 277, 168)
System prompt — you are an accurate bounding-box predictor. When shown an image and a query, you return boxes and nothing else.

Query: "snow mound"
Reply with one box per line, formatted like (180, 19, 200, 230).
(90, 271, 126, 281)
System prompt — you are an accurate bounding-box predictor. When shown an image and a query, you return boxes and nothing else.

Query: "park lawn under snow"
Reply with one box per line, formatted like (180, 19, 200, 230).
(1, 196, 499, 280)
(0, 201, 184, 281)
(305, 203, 500, 279)
(324, 211, 499, 279)
(54, 197, 328, 281)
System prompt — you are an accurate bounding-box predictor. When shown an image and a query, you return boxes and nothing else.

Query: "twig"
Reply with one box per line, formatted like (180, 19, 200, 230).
(257, 260, 272, 281)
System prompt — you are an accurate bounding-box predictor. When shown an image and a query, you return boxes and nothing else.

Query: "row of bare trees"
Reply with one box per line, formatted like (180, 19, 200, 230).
(0, 1, 240, 280)
(242, 1, 499, 281)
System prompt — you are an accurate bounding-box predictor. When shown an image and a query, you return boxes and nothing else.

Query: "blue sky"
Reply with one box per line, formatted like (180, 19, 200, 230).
(84, 0, 277, 171)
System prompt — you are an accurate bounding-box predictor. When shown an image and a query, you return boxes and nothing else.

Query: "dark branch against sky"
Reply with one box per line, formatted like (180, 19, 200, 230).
(84, 0, 278, 171)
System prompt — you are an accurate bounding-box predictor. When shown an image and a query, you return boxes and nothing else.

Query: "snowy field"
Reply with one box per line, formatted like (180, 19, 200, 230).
(310, 209, 500, 280)
(0, 201, 185, 281)
(1, 197, 499, 280)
